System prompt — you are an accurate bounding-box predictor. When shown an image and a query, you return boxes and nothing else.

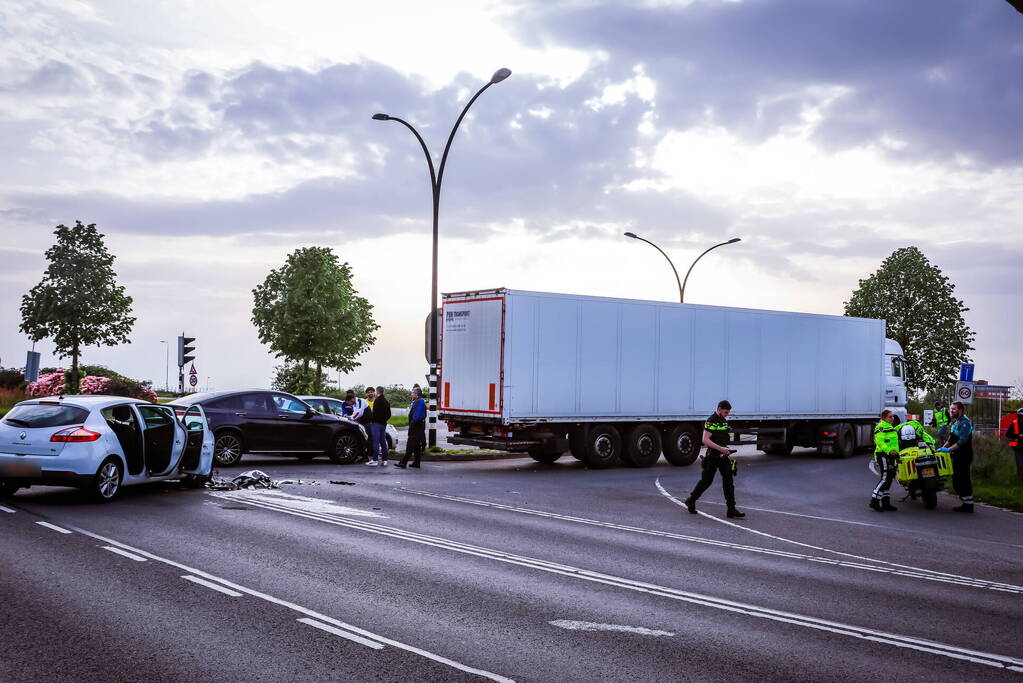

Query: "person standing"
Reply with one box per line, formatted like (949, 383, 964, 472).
(363, 386, 378, 466)
(398, 386, 427, 469)
(870, 409, 901, 512)
(684, 400, 745, 519)
(1006, 408, 1023, 480)
(933, 401, 951, 443)
(369, 385, 392, 467)
(939, 401, 975, 513)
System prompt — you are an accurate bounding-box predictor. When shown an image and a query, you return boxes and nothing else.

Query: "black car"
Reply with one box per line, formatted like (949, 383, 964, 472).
(168, 390, 365, 467)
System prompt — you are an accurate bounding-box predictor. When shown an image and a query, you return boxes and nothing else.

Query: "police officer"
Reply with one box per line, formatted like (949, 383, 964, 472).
(933, 401, 951, 443)
(684, 400, 745, 519)
(870, 409, 900, 512)
(938, 400, 974, 513)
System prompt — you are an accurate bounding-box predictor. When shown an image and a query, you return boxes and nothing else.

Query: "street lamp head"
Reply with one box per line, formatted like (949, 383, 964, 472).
(727, 237, 741, 244)
(490, 67, 512, 84)
(624, 232, 638, 239)
(372, 113, 390, 121)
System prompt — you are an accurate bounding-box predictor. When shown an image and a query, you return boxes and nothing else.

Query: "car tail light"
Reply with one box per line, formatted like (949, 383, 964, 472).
(51, 426, 102, 443)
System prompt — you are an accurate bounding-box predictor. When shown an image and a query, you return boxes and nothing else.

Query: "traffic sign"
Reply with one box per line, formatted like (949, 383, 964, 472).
(189, 375, 198, 387)
(959, 363, 974, 382)
(189, 363, 197, 376)
(955, 381, 974, 404)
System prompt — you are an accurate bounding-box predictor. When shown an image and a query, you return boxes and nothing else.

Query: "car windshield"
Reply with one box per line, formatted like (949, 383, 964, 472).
(2, 403, 91, 428)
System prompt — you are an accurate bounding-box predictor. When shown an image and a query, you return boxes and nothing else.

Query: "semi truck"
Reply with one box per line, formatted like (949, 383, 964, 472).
(438, 288, 910, 468)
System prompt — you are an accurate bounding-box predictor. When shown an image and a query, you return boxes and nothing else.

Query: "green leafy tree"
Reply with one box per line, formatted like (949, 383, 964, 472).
(844, 246, 974, 394)
(252, 247, 378, 395)
(271, 362, 334, 395)
(20, 222, 135, 393)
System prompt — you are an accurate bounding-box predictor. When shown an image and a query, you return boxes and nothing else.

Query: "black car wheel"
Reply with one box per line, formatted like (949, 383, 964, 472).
(330, 432, 362, 465)
(214, 431, 244, 467)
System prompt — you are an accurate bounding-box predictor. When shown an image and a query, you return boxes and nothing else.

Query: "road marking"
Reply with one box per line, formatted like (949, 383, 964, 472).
(227, 493, 1023, 673)
(64, 524, 512, 683)
(405, 488, 1023, 595)
(182, 575, 243, 597)
(102, 546, 147, 562)
(298, 618, 386, 649)
(0, 505, 15, 513)
(549, 620, 674, 636)
(654, 477, 1023, 593)
(35, 521, 71, 534)
(211, 490, 386, 518)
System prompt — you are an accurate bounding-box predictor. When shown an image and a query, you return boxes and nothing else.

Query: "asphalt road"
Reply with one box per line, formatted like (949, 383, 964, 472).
(2, 447, 1022, 682)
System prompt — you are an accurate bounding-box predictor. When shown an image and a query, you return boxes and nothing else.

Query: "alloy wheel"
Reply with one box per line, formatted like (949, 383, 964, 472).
(97, 462, 121, 499)
(214, 434, 243, 466)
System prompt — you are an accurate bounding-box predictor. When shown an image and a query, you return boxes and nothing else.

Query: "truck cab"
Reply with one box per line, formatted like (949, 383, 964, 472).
(885, 339, 909, 423)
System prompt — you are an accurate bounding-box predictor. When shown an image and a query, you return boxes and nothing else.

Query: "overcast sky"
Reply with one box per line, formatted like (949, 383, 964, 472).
(1, 0, 1020, 392)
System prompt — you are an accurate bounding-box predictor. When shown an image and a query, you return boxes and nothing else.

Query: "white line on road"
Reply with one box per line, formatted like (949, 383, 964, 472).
(405, 488, 1023, 595)
(549, 620, 674, 636)
(35, 521, 71, 534)
(654, 477, 1023, 593)
(298, 618, 385, 649)
(229, 493, 1023, 673)
(102, 546, 147, 562)
(64, 524, 513, 683)
(182, 575, 243, 597)
(0, 504, 15, 513)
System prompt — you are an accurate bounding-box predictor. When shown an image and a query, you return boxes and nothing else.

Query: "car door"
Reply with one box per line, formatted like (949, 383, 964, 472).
(269, 393, 331, 452)
(232, 392, 279, 452)
(179, 405, 211, 474)
(136, 404, 177, 475)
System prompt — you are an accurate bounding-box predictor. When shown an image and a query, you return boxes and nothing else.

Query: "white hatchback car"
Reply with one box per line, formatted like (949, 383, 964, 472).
(0, 395, 213, 502)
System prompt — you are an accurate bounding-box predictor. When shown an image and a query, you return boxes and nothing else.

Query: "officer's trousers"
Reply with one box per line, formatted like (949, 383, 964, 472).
(690, 452, 735, 508)
(872, 453, 897, 501)
(952, 451, 973, 502)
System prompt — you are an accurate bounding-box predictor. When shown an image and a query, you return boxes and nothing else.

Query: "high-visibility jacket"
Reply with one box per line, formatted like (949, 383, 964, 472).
(1007, 414, 1021, 450)
(907, 419, 936, 446)
(934, 407, 950, 428)
(874, 420, 899, 455)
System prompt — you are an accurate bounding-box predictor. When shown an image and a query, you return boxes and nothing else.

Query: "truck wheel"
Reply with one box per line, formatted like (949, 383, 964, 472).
(763, 444, 793, 455)
(584, 424, 621, 469)
(663, 423, 700, 466)
(835, 424, 855, 459)
(528, 449, 562, 464)
(623, 424, 662, 467)
(569, 429, 587, 461)
(922, 489, 938, 510)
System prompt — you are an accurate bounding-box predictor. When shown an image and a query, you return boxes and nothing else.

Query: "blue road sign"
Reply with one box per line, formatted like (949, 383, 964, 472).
(959, 363, 975, 382)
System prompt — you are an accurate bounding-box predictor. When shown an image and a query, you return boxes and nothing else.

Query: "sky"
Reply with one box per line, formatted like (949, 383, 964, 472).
(1, 0, 1021, 392)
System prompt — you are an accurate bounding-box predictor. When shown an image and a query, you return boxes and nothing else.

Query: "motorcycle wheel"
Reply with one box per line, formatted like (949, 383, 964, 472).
(922, 488, 938, 510)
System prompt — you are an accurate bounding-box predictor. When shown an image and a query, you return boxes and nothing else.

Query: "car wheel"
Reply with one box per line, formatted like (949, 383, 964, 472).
(663, 423, 700, 466)
(89, 457, 123, 502)
(213, 431, 244, 467)
(584, 424, 621, 469)
(330, 432, 362, 465)
(0, 480, 20, 498)
(623, 424, 662, 467)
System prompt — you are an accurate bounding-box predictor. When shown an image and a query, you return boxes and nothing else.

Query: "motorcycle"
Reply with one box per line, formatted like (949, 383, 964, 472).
(896, 440, 953, 510)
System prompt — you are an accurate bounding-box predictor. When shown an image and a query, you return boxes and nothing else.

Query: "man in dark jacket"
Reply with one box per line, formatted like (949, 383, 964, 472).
(1005, 408, 1023, 480)
(369, 385, 392, 466)
(398, 386, 427, 469)
(684, 400, 744, 519)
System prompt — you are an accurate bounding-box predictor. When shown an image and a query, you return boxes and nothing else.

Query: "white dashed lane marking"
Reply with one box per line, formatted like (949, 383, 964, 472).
(35, 521, 71, 534)
(298, 618, 386, 649)
(182, 575, 243, 597)
(0, 505, 16, 513)
(101, 545, 148, 562)
(550, 620, 675, 636)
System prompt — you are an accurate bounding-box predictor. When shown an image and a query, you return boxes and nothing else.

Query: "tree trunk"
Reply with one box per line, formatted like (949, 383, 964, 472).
(302, 358, 311, 394)
(70, 342, 80, 394)
(314, 362, 322, 395)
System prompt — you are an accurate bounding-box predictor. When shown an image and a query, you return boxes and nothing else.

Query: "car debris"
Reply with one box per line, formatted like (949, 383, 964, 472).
(205, 470, 322, 491)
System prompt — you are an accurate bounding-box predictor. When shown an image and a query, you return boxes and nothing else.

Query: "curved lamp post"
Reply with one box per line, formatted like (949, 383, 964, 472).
(624, 233, 741, 303)
(680, 238, 741, 303)
(373, 67, 511, 447)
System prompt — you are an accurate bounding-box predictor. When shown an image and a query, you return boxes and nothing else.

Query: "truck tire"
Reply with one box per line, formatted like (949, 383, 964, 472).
(835, 424, 855, 459)
(529, 449, 562, 464)
(623, 424, 662, 467)
(584, 424, 621, 469)
(763, 443, 793, 455)
(663, 423, 700, 466)
(569, 428, 588, 461)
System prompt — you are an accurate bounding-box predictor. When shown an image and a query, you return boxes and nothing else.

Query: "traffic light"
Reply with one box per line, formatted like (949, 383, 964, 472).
(177, 335, 196, 367)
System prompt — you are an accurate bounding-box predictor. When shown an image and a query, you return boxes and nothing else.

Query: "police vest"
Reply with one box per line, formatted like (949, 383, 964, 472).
(873, 421, 899, 454)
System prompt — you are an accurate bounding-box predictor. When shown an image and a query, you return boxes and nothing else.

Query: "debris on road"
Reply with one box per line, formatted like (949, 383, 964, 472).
(330, 480, 357, 486)
(205, 470, 322, 491)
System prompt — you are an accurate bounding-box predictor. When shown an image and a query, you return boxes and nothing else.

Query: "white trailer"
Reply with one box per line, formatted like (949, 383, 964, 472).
(439, 288, 909, 468)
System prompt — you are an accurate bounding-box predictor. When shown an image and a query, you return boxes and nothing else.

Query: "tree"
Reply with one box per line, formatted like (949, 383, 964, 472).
(252, 247, 378, 394)
(844, 246, 974, 394)
(271, 362, 334, 395)
(20, 222, 135, 393)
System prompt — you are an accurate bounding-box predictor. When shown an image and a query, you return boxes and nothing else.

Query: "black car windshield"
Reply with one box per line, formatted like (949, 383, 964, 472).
(2, 403, 90, 428)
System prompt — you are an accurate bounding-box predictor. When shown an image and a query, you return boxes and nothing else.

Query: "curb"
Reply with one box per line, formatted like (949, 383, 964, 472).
(410, 451, 529, 462)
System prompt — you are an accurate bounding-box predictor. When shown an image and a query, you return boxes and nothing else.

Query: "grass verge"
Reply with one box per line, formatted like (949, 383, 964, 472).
(946, 433, 1023, 512)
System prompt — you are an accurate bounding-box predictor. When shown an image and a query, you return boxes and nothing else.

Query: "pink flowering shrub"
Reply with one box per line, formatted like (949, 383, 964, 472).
(80, 375, 112, 395)
(26, 370, 67, 397)
(136, 388, 158, 403)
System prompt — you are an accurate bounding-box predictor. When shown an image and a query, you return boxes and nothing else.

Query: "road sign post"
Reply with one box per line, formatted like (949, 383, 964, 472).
(955, 381, 975, 404)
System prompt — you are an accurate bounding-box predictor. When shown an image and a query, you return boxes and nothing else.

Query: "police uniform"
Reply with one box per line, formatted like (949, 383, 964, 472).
(934, 406, 950, 442)
(871, 419, 900, 511)
(685, 412, 738, 513)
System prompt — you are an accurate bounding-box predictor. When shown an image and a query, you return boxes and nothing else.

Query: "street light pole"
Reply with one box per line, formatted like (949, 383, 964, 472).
(680, 238, 741, 303)
(624, 232, 683, 303)
(159, 340, 168, 392)
(373, 67, 511, 447)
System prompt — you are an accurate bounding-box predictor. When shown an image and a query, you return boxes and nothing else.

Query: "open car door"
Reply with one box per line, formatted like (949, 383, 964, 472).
(180, 405, 212, 476)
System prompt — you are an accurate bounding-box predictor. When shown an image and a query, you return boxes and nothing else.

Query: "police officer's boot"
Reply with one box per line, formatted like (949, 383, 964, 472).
(869, 498, 883, 512)
(683, 497, 697, 514)
(881, 497, 898, 512)
(726, 508, 745, 519)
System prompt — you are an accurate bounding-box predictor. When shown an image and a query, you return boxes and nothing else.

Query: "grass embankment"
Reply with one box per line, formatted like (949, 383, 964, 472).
(388, 414, 409, 428)
(0, 388, 25, 418)
(958, 433, 1023, 511)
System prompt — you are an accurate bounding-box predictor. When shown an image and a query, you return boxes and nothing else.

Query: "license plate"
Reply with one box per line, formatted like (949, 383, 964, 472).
(0, 459, 41, 477)
(920, 467, 936, 477)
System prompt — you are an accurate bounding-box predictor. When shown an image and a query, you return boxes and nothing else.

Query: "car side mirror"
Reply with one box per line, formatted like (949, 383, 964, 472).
(305, 408, 316, 418)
